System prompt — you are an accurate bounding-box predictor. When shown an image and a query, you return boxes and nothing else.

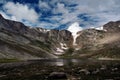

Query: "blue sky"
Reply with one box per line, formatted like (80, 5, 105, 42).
(0, 0, 120, 29)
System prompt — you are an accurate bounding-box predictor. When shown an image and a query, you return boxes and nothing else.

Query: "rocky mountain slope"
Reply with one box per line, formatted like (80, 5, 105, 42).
(0, 14, 120, 60)
(74, 21, 120, 59)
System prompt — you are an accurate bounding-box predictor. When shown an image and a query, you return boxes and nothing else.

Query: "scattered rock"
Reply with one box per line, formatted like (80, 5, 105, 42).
(92, 69, 100, 74)
(0, 75, 6, 77)
(79, 69, 90, 75)
(48, 72, 67, 79)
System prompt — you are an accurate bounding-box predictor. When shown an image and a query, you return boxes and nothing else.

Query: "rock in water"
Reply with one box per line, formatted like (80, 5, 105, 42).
(48, 72, 67, 79)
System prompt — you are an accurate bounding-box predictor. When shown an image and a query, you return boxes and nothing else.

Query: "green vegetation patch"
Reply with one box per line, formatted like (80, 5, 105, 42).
(0, 58, 20, 63)
(30, 40, 51, 52)
(60, 48, 75, 58)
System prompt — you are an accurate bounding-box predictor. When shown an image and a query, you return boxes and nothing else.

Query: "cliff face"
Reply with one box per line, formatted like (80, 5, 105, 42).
(0, 14, 120, 59)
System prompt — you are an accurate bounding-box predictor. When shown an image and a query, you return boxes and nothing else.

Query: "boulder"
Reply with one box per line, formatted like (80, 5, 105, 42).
(48, 72, 67, 79)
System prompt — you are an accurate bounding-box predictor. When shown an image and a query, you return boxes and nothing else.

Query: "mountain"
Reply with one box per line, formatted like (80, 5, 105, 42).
(74, 21, 120, 59)
(0, 14, 73, 60)
(0, 14, 120, 60)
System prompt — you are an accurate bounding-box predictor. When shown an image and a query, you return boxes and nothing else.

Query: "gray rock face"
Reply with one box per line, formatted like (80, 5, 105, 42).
(103, 21, 120, 32)
(48, 30, 73, 47)
(0, 15, 57, 59)
(0, 16, 27, 34)
(76, 29, 105, 50)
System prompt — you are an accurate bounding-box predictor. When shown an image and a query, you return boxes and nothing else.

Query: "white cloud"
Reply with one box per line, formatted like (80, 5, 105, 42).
(72, 0, 120, 27)
(0, 0, 7, 4)
(54, 3, 68, 14)
(39, 1, 51, 10)
(1, 0, 120, 29)
(37, 22, 59, 29)
(3, 2, 39, 23)
(60, 13, 79, 24)
(51, 0, 120, 29)
(52, 3, 80, 24)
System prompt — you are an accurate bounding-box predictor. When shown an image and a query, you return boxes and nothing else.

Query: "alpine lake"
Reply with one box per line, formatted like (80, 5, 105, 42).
(0, 59, 120, 80)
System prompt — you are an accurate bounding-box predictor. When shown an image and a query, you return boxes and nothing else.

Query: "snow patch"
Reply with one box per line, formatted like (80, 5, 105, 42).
(60, 43, 68, 50)
(56, 48, 64, 52)
(39, 28, 50, 32)
(96, 26, 108, 31)
(54, 52, 63, 55)
(75, 48, 80, 50)
(91, 26, 107, 31)
(119, 25, 120, 28)
(96, 26, 104, 30)
(73, 33, 80, 45)
(54, 48, 64, 55)
(67, 22, 82, 45)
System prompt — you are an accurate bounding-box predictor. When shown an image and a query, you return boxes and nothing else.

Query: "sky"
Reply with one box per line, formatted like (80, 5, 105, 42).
(0, 0, 120, 30)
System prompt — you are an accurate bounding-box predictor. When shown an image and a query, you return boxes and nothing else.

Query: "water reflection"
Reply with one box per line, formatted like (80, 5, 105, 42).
(55, 59, 64, 66)
(71, 59, 79, 63)
(30, 59, 120, 67)
(48, 59, 80, 66)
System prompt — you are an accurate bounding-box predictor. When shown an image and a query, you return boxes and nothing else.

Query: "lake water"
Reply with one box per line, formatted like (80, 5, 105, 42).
(0, 59, 120, 80)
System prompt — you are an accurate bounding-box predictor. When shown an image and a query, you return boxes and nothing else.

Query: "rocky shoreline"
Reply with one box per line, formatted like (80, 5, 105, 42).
(0, 59, 120, 80)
